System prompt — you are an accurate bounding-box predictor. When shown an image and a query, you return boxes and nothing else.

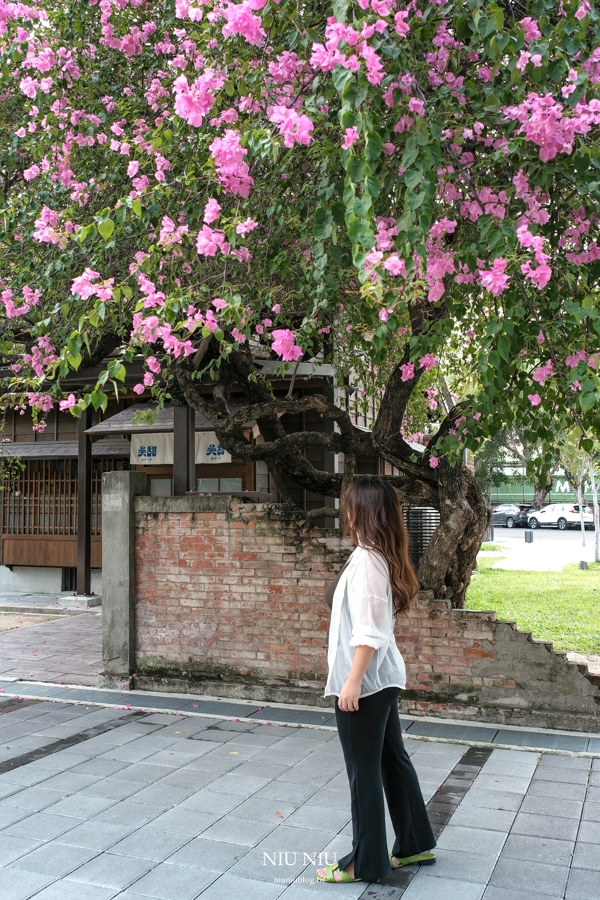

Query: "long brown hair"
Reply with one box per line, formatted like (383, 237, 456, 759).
(343, 476, 419, 616)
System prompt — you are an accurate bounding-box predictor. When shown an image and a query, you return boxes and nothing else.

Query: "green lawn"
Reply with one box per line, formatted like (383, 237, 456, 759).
(465, 557, 600, 654)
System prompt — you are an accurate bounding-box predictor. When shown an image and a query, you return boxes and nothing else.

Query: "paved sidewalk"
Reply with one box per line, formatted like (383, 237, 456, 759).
(0, 692, 598, 899)
(0, 615, 102, 685)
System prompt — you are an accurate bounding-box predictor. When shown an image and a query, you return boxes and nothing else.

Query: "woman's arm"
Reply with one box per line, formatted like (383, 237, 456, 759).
(337, 645, 376, 711)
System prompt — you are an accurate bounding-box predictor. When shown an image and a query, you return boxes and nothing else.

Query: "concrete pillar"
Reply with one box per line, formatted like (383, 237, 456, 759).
(97, 470, 148, 690)
(76, 407, 92, 597)
(173, 402, 195, 495)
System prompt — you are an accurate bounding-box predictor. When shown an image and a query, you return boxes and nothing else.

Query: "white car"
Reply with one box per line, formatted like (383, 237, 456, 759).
(527, 503, 595, 530)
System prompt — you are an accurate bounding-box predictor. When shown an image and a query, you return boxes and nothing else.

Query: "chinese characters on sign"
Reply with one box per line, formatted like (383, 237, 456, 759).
(137, 445, 158, 459)
(130, 432, 232, 465)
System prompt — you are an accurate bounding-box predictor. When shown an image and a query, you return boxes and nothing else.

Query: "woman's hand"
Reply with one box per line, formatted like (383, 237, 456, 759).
(338, 678, 361, 712)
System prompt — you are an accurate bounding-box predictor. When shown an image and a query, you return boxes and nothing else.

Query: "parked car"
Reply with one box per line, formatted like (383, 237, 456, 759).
(527, 503, 595, 530)
(492, 504, 521, 527)
(492, 504, 535, 528)
(513, 505, 536, 527)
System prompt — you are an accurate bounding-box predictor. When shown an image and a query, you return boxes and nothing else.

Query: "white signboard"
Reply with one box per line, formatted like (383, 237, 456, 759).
(196, 432, 232, 465)
(131, 432, 231, 465)
(131, 433, 173, 465)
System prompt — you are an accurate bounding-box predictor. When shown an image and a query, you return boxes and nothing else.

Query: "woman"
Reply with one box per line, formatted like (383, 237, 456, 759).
(317, 477, 436, 885)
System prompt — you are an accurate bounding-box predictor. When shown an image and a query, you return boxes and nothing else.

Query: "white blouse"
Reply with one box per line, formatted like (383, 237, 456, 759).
(323, 545, 407, 699)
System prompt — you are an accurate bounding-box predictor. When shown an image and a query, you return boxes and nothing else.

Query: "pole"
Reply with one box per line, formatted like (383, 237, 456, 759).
(173, 401, 194, 495)
(76, 406, 93, 595)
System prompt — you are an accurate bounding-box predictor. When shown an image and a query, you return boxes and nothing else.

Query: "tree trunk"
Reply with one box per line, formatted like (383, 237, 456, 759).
(532, 476, 552, 510)
(588, 462, 600, 563)
(416, 461, 490, 608)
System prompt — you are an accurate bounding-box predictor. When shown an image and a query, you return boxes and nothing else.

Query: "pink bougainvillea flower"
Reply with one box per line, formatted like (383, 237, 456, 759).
(429, 456, 439, 468)
(342, 126, 360, 149)
(271, 328, 304, 361)
(480, 258, 509, 296)
(528, 393, 542, 406)
(268, 106, 314, 148)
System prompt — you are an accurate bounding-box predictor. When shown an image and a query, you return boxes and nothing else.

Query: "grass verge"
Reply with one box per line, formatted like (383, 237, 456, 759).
(465, 557, 600, 654)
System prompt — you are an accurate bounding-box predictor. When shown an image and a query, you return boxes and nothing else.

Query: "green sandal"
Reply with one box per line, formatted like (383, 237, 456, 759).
(389, 851, 436, 868)
(317, 861, 362, 883)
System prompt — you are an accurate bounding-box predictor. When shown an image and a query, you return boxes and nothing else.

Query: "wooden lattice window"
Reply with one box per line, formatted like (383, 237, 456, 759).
(1, 458, 127, 536)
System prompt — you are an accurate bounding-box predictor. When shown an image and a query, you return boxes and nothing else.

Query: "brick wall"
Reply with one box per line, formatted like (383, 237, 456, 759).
(133, 495, 600, 732)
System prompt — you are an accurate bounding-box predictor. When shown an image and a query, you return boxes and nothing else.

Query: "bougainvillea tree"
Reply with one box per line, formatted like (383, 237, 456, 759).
(2, 0, 600, 604)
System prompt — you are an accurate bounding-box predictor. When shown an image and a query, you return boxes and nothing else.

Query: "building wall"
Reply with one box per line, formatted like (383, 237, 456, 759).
(132, 496, 600, 732)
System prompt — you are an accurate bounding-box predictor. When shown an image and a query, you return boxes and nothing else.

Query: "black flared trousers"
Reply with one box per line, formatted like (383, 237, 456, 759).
(335, 686, 436, 883)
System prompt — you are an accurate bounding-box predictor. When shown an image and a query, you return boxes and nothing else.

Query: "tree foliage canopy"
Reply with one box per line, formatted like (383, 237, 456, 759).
(2, 0, 600, 601)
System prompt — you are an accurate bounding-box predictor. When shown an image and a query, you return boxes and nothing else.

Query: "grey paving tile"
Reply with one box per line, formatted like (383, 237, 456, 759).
(0, 767, 56, 787)
(0, 834, 42, 866)
(582, 801, 600, 822)
(483, 889, 560, 900)
(587, 738, 600, 754)
(66, 852, 154, 889)
(200, 814, 277, 846)
(4, 811, 82, 840)
(93, 800, 163, 828)
(490, 856, 569, 896)
(9, 841, 97, 876)
(179, 789, 241, 816)
(135, 749, 210, 768)
(71, 759, 129, 778)
(273, 768, 333, 787)
(228, 846, 308, 884)
(237, 780, 320, 808)
(109, 826, 192, 861)
(501, 833, 574, 866)
(189, 730, 237, 744)
(494, 731, 589, 752)
(2, 786, 65, 811)
(566, 866, 600, 899)
(255, 825, 337, 854)
(165, 836, 247, 871)
(127, 782, 198, 807)
(526, 779, 587, 802)
(408, 720, 498, 742)
(479, 760, 538, 779)
(113, 763, 176, 783)
(229, 796, 296, 823)
(302, 787, 350, 812)
(586, 786, 600, 803)
(147, 807, 217, 835)
(37, 772, 104, 793)
(26, 882, 119, 900)
(520, 794, 583, 819)
(0, 868, 56, 900)
(44, 793, 117, 818)
(282, 804, 350, 833)
(448, 805, 517, 832)
(460, 788, 523, 811)
(186, 755, 245, 775)
(511, 811, 579, 842)
(126, 861, 215, 899)
(0, 804, 32, 830)
(578, 820, 600, 843)
(471, 774, 531, 794)
(80, 777, 142, 801)
(206, 773, 271, 796)
(572, 842, 600, 871)
(189, 872, 285, 899)
(55, 819, 135, 850)
(417, 848, 498, 884)
(436, 825, 506, 857)
(537, 755, 591, 771)
(400, 874, 485, 900)
(532, 767, 590, 785)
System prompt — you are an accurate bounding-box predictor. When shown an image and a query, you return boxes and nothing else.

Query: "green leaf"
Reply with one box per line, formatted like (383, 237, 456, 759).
(401, 145, 419, 170)
(132, 198, 142, 218)
(98, 218, 114, 240)
(347, 158, 367, 182)
(405, 169, 422, 190)
(365, 131, 383, 162)
(332, 0, 348, 23)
